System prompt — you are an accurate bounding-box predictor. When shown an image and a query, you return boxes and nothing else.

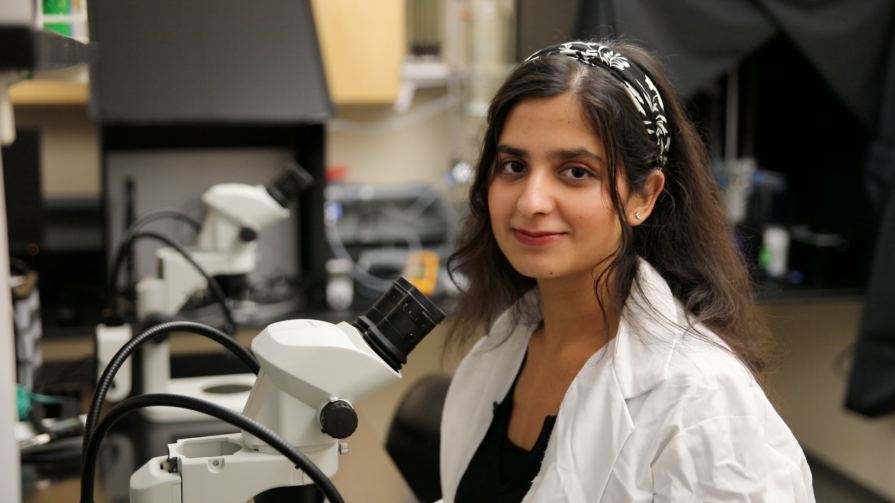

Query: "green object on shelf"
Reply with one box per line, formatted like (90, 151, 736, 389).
(43, 0, 71, 14)
(43, 0, 73, 37)
(44, 23, 73, 36)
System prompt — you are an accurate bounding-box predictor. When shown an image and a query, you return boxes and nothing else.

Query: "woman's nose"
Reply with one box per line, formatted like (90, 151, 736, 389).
(516, 171, 555, 216)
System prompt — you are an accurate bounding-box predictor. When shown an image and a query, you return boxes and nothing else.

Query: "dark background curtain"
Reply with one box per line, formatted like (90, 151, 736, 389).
(571, 0, 895, 417)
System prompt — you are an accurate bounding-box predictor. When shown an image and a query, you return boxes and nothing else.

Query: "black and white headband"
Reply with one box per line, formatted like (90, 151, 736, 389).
(525, 41, 671, 168)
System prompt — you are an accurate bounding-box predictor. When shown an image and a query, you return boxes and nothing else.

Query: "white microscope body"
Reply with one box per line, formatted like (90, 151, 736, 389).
(139, 182, 291, 320)
(129, 278, 445, 502)
(137, 183, 289, 422)
(97, 166, 312, 421)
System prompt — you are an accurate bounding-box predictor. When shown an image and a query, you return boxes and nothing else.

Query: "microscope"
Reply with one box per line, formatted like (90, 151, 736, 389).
(85, 277, 446, 502)
(96, 164, 313, 421)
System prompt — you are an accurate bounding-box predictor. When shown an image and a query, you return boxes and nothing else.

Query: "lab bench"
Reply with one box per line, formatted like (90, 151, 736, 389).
(25, 294, 895, 501)
(26, 307, 463, 503)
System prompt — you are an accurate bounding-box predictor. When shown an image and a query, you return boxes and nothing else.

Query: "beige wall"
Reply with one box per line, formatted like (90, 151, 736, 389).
(763, 298, 895, 499)
(13, 106, 99, 198)
(13, 88, 460, 200)
(326, 89, 461, 187)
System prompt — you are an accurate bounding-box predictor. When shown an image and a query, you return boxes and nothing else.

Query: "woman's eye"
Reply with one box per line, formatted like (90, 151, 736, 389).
(562, 166, 593, 180)
(499, 160, 525, 174)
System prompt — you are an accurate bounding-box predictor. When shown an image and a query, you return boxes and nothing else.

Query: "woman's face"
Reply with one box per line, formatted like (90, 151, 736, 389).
(488, 93, 628, 286)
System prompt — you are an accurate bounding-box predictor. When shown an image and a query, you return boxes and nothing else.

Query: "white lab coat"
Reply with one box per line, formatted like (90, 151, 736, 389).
(440, 260, 815, 502)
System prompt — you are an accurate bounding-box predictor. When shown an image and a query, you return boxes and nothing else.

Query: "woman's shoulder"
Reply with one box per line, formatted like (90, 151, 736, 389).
(670, 327, 755, 387)
(635, 329, 814, 501)
(636, 326, 767, 429)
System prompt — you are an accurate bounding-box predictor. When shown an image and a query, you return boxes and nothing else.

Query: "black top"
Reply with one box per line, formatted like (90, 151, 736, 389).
(455, 365, 557, 502)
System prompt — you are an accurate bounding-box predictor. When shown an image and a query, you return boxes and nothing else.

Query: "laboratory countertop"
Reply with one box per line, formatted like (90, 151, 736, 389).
(752, 274, 864, 303)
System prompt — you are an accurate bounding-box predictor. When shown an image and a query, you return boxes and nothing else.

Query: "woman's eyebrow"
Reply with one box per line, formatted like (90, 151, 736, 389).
(496, 145, 527, 158)
(549, 149, 604, 163)
(497, 145, 603, 162)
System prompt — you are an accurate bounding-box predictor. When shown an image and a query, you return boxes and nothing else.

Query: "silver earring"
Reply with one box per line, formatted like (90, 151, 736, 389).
(634, 211, 642, 220)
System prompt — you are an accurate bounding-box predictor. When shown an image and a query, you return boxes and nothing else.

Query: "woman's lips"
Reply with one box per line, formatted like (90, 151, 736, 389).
(512, 228, 566, 246)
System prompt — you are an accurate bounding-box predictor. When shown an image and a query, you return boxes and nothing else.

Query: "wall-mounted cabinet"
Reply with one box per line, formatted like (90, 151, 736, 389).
(311, 0, 405, 106)
(14, 1, 406, 108)
(88, 0, 331, 124)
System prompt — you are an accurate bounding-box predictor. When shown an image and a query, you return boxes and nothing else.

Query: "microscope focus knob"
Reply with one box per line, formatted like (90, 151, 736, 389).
(320, 399, 358, 439)
(239, 226, 258, 242)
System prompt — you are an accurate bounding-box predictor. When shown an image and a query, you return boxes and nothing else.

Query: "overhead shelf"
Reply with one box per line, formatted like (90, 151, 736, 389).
(9, 80, 88, 106)
(0, 25, 90, 71)
(1, 25, 91, 106)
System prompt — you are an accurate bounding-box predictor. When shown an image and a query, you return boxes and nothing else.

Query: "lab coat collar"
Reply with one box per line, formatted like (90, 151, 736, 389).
(478, 287, 542, 353)
(611, 258, 686, 399)
(481, 258, 685, 399)
(444, 259, 686, 501)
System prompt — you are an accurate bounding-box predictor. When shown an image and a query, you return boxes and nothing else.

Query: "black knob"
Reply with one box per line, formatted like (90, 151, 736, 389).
(239, 226, 258, 242)
(266, 163, 314, 208)
(320, 399, 358, 439)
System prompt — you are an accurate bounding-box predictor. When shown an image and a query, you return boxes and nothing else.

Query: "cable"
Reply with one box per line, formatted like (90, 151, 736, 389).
(79, 393, 344, 503)
(84, 321, 259, 452)
(124, 208, 202, 237)
(28, 391, 66, 406)
(22, 444, 82, 465)
(324, 204, 423, 293)
(378, 187, 441, 222)
(123, 209, 201, 289)
(107, 230, 236, 332)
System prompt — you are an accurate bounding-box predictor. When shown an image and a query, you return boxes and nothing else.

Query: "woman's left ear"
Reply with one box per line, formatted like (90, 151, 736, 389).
(628, 169, 665, 226)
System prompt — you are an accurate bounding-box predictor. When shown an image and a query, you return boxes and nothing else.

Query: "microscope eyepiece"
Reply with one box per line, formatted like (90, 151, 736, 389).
(266, 162, 314, 207)
(352, 277, 446, 372)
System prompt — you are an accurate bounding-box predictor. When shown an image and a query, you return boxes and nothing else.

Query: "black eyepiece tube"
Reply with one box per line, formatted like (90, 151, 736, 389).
(266, 162, 314, 207)
(352, 277, 446, 372)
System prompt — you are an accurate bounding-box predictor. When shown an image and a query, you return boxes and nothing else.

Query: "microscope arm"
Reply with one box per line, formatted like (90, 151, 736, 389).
(135, 247, 256, 320)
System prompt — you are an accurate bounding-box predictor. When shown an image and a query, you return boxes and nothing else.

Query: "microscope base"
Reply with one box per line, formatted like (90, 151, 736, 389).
(130, 433, 340, 503)
(141, 374, 255, 423)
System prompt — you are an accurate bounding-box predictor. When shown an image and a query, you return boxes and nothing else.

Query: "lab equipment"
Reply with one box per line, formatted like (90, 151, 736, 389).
(2, 18, 92, 502)
(324, 183, 454, 298)
(12, 265, 42, 391)
(82, 277, 445, 502)
(96, 164, 312, 421)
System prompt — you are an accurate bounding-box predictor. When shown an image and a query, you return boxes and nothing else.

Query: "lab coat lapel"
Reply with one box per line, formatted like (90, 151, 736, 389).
(528, 260, 681, 501)
(531, 345, 634, 502)
(612, 260, 684, 399)
(442, 292, 538, 500)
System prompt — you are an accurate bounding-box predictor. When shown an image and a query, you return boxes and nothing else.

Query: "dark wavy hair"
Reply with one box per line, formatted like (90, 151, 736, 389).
(446, 39, 772, 377)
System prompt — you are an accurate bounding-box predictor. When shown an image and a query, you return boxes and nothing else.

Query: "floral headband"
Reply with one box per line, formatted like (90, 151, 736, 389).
(525, 41, 671, 168)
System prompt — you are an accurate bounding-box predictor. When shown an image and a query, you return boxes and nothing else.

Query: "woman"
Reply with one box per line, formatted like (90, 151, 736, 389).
(440, 40, 814, 502)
